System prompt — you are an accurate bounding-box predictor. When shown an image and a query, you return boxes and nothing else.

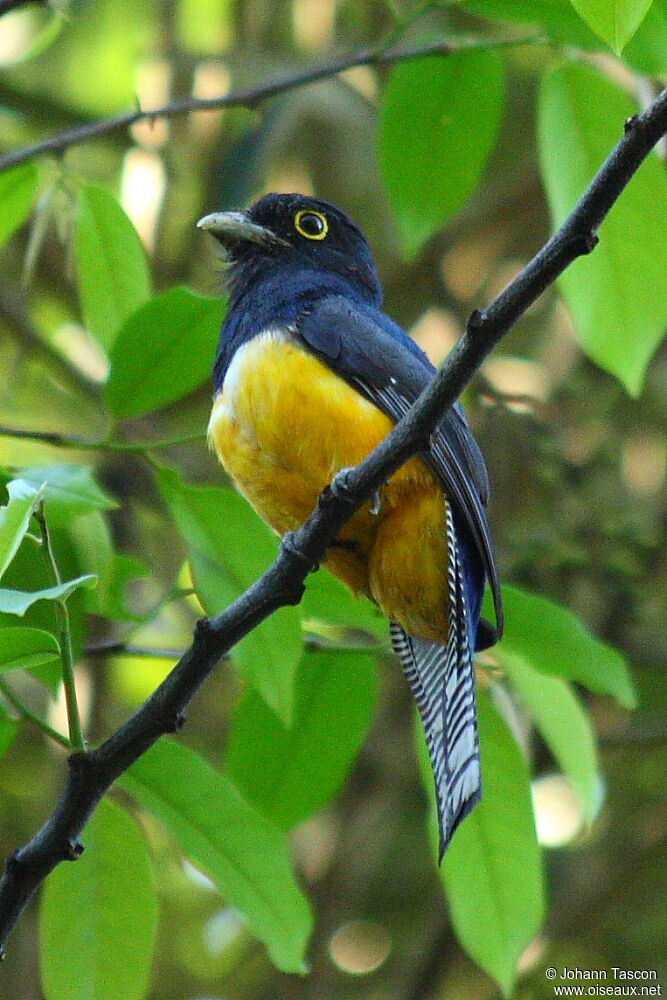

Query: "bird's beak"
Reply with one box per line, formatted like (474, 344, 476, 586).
(197, 211, 287, 249)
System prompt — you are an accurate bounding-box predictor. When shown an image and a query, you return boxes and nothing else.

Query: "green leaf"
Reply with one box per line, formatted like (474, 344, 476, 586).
(4, 466, 117, 524)
(379, 49, 503, 259)
(121, 740, 312, 974)
(420, 693, 544, 997)
(301, 569, 386, 641)
(0, 703, 18, 758)
(500, 652, 599, 819)
(40, 799, 158, 1000)
(0, 574, 97, 616)
(0, 163, 39, 248)
(0, 479, 43, 582)
(538, 64, 667, 396)
(105, 287, 225, 419)
(487, 585, 636, 708)
(0, 626, 60, 674)
(157, 467, 302, 724)
(227, 648, 377, 831)
(568, 0, 654, 50)
(75, 184, 151, 349)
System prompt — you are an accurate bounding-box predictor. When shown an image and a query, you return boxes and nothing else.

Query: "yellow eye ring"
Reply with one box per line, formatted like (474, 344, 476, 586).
(294, 209, 329, 241)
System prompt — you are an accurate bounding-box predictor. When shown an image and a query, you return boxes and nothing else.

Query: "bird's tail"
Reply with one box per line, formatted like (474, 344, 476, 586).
(390, 504, 481, 859)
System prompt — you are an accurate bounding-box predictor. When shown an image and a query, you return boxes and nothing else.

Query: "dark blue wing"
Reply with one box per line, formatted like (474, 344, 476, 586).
(298, 293, 503, 643)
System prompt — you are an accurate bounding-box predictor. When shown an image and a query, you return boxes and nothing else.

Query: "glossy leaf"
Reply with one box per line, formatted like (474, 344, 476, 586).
(157, 467, 302, 724)
(0, 163, 39, 247)
(420, 692, 544, 997)
(568, 0, 654, 51)
(379, 49, 503, 259)
(40, 799, 158, 1000)
(0, 480, 43, 582)
(75, 184, 151, 349)
(0, 626, 60, 674)
(501, 652, 599, 819)
(538, 64, 667, 396)
(121, 740, 312, 974)
(4, 465, 117, 524)
(487, 585, 636, 708)
(105, 287, 225, 418)
(0, 574, 96, 616)
(227, 648, 377, 830)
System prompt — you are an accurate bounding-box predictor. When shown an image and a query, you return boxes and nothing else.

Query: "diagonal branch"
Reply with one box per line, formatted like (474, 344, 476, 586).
(0, 35, 529, 175)
(1, 84, 666, 957)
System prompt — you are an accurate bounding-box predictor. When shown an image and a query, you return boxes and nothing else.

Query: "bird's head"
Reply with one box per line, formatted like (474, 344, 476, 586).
(198, 192, 382, 306)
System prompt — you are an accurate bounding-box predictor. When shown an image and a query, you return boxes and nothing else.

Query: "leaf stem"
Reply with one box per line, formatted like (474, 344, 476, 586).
(0, 678, 70, 749)
(35, 504, 85, 751)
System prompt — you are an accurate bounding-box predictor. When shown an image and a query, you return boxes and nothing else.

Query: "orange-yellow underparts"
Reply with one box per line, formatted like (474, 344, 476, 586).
(208, 330, 450, 642)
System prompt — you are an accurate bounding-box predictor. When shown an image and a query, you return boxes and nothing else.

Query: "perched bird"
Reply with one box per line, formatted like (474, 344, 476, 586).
(198, 193, 502, 857)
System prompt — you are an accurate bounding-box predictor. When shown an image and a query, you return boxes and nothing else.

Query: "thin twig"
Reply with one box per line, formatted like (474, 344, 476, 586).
(35, 504, 84, 751)
(0, 678, 70, 749)
(0, 35, 535, 175)
(0, 84, 666, 958)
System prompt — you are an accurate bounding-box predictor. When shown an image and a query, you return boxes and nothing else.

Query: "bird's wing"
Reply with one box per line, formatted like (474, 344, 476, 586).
(298, 293, 502, 641)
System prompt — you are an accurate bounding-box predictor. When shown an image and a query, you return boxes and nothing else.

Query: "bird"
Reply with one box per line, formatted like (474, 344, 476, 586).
(198, 192, 502, 858)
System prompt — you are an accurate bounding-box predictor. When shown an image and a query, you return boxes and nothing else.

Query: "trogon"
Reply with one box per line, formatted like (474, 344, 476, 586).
(198, 193, 503, 857)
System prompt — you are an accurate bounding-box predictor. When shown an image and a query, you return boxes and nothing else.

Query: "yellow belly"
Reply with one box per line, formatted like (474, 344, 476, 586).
(208, 330, 450, 641)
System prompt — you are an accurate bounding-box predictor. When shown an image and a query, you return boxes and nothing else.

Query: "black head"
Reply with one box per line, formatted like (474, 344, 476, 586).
(198, 193, 381, 306)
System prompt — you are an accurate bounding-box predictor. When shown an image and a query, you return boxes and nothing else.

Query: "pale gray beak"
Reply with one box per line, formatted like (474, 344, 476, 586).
(197, 211, 287, 249)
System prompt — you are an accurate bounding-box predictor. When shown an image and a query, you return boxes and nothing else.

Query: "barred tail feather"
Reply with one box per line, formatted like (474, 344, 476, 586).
(390, 505, 481, 859)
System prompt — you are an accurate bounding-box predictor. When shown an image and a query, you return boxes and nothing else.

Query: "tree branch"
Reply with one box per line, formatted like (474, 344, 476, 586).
(1, 84, 666, 957)
(0, 35, 529, 175)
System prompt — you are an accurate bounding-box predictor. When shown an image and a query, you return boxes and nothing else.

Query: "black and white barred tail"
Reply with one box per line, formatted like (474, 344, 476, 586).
(390, 503, 481, 859)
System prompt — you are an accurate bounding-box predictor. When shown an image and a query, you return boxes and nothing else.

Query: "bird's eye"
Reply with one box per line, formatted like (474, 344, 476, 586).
(294, 209, 328, 241)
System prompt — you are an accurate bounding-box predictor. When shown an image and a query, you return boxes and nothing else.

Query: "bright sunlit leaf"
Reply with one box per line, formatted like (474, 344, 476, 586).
(157, 467, 302, 724)
(0, 480, 43, 582)
(4, 466, 117, 524)
(568, 0, 654, 51)
(487, 585, 636, 709)
(0, 574, 96, 616)
(0, 626, 60, 674)
(40, 799, 158, 1000)
(379, 49, 503, 259)
(0, 163, 39, 248)
(105, 287, 225, 418)
(122, 740, 312, 974)
(75, 184, 151, 349)
(539, 63, 667, 395)
(500, 652, 599, 820)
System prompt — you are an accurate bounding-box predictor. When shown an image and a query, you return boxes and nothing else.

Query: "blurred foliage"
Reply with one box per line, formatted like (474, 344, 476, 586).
(0, 0, 666, 998)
